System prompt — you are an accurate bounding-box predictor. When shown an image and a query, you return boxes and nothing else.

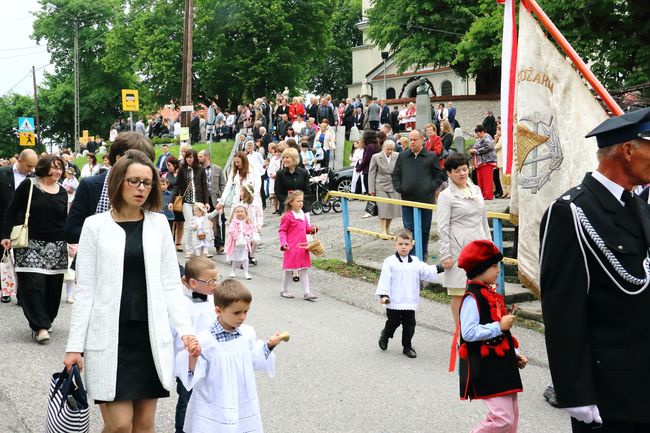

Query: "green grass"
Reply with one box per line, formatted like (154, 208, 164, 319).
(312, 258, 380, 283)
(74, 140, 236, 169)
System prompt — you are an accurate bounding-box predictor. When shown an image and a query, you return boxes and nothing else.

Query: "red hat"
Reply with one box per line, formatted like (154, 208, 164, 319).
(458, 240, 503, 279)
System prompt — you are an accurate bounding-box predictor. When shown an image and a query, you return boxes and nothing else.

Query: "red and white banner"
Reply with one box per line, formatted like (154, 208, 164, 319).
(499, 0, 517, 174)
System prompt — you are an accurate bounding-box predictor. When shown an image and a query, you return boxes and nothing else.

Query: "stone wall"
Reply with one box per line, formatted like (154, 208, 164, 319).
(452, 99, 501, 134)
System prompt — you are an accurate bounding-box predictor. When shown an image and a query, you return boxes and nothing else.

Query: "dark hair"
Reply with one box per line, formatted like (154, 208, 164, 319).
(444, 153, 471, 172)
(109, 132, 155, 166)
(87, 152, 97, 166)
(214, 278, 252, 308)
(474, 125, 485, 133)
(185, 256, 218, 280)
(34, 155, 64, 178)
(166, 156, 179, 172)
(184, 148, 200, 169)
(108, 149, 162, 212)
(361, 130, 378, 146)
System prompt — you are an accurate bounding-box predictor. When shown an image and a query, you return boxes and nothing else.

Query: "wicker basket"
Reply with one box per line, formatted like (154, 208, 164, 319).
(306, 238, 325, 256)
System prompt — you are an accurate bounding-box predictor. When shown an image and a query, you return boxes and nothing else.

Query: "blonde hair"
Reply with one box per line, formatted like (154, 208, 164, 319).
(229, 204, 248, 223)
(285, 190, 304, 212)
(193, 202, 207, 215)
(281, 147, 300, 166)
(241, 183, 254, 204)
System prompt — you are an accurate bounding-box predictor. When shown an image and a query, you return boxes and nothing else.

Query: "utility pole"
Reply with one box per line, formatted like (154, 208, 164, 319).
(32, 66, 43, 151)
(73, 21, 80, 153)
(180, 0, 193, 128)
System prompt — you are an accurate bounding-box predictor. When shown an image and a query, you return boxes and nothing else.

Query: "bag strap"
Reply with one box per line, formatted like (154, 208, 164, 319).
(23, 179, 34, 225)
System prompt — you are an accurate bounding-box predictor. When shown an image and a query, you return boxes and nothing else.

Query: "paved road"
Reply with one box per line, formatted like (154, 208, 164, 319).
(0, 205, 571, 432)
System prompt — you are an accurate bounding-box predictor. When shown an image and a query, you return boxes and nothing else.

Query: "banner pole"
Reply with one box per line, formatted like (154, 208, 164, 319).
(523, 0, 623, 115)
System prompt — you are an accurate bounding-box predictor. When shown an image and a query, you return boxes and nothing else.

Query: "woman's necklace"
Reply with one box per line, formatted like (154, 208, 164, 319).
(38, 179, 59, 194)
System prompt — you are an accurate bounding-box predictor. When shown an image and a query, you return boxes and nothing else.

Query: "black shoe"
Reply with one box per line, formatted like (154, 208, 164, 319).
(1, 296, 11, 303)
(543, 385, 559, 408)
(249, 257, 257, 266)
(403, 347, 417, 358)
(378, 332, 388, 351)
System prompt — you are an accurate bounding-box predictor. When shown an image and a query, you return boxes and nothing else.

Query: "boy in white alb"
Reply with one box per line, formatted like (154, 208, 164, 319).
(376, 229, 443, 358)
(172, 256, 220, 433)
(175, 279, 286, 433)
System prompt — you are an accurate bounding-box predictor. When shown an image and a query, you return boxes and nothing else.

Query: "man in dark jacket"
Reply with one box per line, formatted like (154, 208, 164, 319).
(189, 112, 201, 144)
(343, 98, 355, 140)
(392, 129, 446, 261)
(316, 98, 335, 126)
(482, 111, 497, 138)
(540, 108, 650, 432)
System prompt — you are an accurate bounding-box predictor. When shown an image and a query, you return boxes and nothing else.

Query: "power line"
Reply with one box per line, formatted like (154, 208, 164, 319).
(2, 63, 52, 96)
(0, 48, 48, 62)
(0, 45, 43, 52)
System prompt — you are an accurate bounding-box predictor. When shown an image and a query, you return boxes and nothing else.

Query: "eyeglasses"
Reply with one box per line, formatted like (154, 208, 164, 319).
(195, 275, 222, 286)
(125, 177, 155, 189)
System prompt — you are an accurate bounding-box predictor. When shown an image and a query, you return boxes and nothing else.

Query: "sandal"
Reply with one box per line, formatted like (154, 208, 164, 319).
(292, 270, 300, 282)
(303, 294, 318, 301)
(280, 292, 295, 299)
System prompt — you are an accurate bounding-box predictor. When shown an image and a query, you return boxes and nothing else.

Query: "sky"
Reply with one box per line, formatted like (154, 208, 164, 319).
(0, 0, 54, 97)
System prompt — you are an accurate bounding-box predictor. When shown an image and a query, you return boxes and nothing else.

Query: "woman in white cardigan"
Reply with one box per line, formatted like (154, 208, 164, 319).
(315, 121, 336, 168)
(436, 153, 491, 325)
(216, 151, 261, 212)
(64, 150, 199, 433)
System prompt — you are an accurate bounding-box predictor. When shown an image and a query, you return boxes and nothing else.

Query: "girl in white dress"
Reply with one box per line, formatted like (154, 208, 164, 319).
(224, 205, 255, 280)
(240, 184, 263, 265)
(190, 203, 214, 257)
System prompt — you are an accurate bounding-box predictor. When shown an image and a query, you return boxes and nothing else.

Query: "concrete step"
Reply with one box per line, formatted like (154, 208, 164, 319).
(511, 299, 543, 323)
(504, 281, 535, 304)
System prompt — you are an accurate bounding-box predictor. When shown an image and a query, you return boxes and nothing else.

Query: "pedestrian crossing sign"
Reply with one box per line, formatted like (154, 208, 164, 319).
(18, 117, 35, 132)
(19, 132, 35, 146)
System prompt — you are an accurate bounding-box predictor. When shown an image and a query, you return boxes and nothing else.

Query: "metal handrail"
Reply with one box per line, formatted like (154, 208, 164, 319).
(324, 190, 518, 295)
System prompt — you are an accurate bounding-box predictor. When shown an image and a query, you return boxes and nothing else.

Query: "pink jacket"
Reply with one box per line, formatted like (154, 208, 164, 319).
(279, 211, 313, 270)
(224, 219, 255, 256)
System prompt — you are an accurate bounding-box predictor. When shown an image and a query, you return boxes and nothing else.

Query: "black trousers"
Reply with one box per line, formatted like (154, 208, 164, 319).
(572, 418, 650, 433)
(382, 309, 416, 349)
(369, 120, 380, 131)
(344, 121, 353, 140)
(175, 378, 193, 433)
(493, 166, 503, 196)
(208, 197, 225, 248)
(17, 272, 64, 331)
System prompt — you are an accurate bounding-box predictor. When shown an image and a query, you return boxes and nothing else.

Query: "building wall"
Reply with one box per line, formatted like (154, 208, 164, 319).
(452, 99, 500, 133)
(351, 44, 382, 85)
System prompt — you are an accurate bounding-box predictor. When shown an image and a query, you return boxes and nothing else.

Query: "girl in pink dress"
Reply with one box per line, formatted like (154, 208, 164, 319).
(225, 204, 255, 280)
(278, 191, 318, 301)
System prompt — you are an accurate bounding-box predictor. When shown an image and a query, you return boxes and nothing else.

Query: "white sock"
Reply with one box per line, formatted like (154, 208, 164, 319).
(65, 281, 75, 298)
(242, 260, 250, 277)
(300, 269, 310, 295)
(281, 270, 291, 293)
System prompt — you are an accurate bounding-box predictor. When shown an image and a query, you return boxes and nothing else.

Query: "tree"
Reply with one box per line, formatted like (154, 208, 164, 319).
(0, 94, 41, 158)
(306, 0, 362, 100)
(32, 0, 142, 145)
(366, 0, 649, 94)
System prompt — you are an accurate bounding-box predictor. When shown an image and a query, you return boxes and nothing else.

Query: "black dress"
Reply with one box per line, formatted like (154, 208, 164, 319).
(98, 219, 169, 402)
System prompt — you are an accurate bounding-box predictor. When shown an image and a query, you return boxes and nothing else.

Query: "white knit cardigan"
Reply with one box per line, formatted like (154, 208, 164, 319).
(66, 211, 193, 401)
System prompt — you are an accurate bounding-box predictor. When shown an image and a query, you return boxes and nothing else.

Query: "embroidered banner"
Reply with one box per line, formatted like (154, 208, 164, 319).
(511, 5, 608, 294)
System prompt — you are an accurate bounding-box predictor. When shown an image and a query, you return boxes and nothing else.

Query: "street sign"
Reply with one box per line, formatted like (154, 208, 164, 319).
(18, 117, 35, 132)
(180, 127, 190, 141)
(180, 105, 194, 112)
(19, 132, 35, 146)
(121, 89, 139, 112)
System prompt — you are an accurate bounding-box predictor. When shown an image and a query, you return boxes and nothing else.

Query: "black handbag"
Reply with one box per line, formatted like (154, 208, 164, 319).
(365, 200, 378, 217)
(46, 364, 90, 433)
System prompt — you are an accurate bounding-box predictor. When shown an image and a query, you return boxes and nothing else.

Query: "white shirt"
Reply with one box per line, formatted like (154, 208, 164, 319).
(12, 164, 27, 190)
(592, 170, 625, 206)
(375, 254, 440, 310)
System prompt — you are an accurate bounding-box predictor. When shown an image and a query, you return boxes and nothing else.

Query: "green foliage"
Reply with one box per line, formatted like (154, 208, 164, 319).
(366, 0, 648, 92)
(306, 0, 362, 100)
(0, 94, 42, 158)
(32, 0, 142, 147)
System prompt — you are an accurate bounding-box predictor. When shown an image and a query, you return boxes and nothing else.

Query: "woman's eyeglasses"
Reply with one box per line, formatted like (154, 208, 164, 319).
(125, 177, 155, 189)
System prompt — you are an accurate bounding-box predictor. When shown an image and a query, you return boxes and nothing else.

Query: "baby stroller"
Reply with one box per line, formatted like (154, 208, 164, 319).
(308, 168, 342, 215)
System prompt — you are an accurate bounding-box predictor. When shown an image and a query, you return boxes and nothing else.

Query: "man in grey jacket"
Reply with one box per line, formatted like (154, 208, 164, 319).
(367, 97, 381, 131)
(199, 150, 227, 253)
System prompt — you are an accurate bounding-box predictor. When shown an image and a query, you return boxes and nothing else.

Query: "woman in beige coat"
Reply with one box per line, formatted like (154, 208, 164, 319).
(368, 140, 401, 235)
(436, 153, 491, 324)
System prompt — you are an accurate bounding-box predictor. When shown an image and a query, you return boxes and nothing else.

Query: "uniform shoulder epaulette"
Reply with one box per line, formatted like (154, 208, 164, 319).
(558, 185, 585, 203)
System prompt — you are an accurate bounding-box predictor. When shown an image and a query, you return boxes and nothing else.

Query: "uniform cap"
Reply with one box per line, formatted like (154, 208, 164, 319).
(585, 107, 650, 148)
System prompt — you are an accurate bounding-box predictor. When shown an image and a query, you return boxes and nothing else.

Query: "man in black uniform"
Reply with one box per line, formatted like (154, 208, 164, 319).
(540, 107, 650, 432)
